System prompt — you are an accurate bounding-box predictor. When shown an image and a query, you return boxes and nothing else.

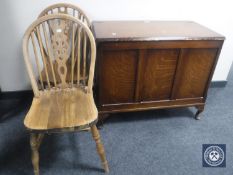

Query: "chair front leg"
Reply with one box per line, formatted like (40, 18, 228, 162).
(91, 125, 109, 173)
(30, 133, 44, 175)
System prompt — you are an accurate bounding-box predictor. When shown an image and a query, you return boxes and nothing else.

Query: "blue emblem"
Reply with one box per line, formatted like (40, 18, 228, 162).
(203, 144, 226, 167)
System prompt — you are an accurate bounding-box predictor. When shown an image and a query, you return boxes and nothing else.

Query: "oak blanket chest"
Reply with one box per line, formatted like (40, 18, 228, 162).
(92, 21, 224, 119)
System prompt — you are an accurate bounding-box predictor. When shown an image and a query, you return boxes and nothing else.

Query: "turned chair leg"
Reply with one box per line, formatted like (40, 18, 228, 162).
(30, 133, 44, 175)
(91, 125, 109, 173)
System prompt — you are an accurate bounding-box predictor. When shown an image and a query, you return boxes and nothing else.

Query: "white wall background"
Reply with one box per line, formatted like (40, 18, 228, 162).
(0, 0, 232, 91)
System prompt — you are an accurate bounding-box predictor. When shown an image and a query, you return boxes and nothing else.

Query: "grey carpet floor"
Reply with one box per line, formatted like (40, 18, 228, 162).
(0, 67, 233, 175)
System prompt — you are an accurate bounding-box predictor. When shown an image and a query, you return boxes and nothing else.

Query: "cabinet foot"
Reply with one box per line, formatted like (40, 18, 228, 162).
(97, 113, 110, 129)
(195, 105, 204, 120)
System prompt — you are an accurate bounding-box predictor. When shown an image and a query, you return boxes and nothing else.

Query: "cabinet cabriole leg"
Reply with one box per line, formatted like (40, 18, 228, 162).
(195, 105, 204, 120)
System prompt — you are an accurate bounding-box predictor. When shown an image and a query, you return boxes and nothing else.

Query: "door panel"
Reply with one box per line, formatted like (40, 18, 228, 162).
(99, 50, 138, 104)
(173, 48, 218, 99)
(140, 49, 179, 101)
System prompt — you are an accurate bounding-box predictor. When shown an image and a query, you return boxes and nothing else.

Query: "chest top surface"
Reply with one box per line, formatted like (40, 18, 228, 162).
(92, 21, 225, 42)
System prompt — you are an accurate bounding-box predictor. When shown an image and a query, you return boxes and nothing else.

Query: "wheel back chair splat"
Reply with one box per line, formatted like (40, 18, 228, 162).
(22, 14, 109, 175)
(38, 3, 91, 85)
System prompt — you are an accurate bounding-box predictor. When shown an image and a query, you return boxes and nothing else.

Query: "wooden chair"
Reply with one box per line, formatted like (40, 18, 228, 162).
(22, 14, 109, 175)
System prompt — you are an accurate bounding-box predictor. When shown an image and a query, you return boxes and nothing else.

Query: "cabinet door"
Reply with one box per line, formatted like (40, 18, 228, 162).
(99, 50, 138, 104)
(140, 49, 179, 101)
(172, 48, 218, 99)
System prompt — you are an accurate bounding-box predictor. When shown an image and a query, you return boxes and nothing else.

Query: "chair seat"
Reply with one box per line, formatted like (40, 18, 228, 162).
(24, 88, 98, 131)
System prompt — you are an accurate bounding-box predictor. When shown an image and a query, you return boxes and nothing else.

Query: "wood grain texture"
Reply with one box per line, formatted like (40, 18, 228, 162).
(38, 3, 92, 86)
(23, 14, 98, 130)
(140, 49, 179, 101)
(99, 41, 222, 50)
(94, 21, 224, 116)
(50, 20, 70, 88)
(24, 89, 98, 130)
(172, 48, 218, 99)
(23, 14, 96, 95)
(23, 14, 109, 175)
(93, 21, 224, 42)
(99, 98, 204, 113)
(134, 50, 146, 102)
(99, 50, 138, 104)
